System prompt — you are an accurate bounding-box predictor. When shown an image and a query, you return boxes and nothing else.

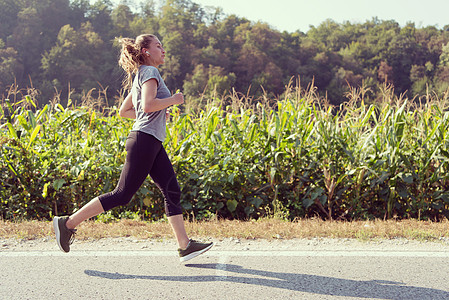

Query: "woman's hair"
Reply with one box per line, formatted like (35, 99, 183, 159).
(118, 34, 157, 90)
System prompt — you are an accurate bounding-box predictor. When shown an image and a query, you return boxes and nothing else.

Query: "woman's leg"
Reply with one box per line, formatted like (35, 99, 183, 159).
(150, 147, 213, 261)
(65, 197, 103, 229)
(167, 214, 190, 249)
(54, 132, 162, 252)
(98, 132, 162, 212)
(65, 132, 161, 229)
(149, 146, 189, 248)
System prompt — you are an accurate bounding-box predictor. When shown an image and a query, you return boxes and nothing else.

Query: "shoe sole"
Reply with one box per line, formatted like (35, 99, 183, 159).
(53, 217, 67, 253)
(179, 243, 213, 262)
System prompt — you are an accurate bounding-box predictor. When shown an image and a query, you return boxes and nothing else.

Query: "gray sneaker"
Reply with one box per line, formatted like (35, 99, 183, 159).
(53, 216, 76, 253)
(178, 240, 213, 262)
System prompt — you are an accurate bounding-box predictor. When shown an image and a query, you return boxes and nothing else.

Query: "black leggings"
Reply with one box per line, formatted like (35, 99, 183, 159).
(98, 131, 182, 216)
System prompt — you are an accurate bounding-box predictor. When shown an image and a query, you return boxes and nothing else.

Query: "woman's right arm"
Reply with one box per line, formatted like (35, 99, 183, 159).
(119, 93, 136, 119)
(141, 79, 184, 113)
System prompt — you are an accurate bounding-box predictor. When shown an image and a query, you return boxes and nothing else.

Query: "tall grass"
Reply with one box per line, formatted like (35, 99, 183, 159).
(1, 82, 449, 221)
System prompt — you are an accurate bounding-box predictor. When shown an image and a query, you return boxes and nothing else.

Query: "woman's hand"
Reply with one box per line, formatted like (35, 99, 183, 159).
(142, 80, 184, 113)
(119, 93, 136, 119)
(172, 92, 184, 105)
(166, 108, 170, 121)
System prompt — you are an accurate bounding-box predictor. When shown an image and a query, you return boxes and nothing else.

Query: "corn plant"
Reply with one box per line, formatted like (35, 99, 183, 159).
(2, 84, 449, 221)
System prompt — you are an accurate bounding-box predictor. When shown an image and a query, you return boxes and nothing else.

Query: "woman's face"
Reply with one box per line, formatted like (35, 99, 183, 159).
(144, 38, 165, 67)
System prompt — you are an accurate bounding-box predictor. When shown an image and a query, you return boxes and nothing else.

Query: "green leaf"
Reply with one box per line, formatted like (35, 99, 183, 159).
(249, 197, 263, 208)
(244, 206, 254, 216)
(35, 105, 49, 122)
(25, 95, 36, 108)
(400, 173, 413, 184)
(396, 183, 409, 199)
(227, 173, 235, 184)
(248, 123, 258, 142)
(53, 179, 66, 191)
(302, 197, 314, 209)
(360, 105, 375, 126)
(28, 110, 37, 128)
(181, 201, 193, 210)
(6, 122, 18, 140)
(27, 124, 41, 149)
(230, 118, 243, 143)
(311, 187, 325, 201)
(226, 199, 238, 212)
(17, 115, 30, 132)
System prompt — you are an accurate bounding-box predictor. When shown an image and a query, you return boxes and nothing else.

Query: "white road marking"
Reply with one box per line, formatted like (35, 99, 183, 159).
(1, 250, 449, 257)
(215, 255, 228, 280)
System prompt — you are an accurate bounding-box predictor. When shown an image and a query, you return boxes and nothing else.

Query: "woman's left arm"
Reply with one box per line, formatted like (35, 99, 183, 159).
(119, 93, 136, 119)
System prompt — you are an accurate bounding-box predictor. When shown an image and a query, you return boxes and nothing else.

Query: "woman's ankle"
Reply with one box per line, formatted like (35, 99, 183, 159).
(65, 217, 76, 230)
(179, 238, 190, 250)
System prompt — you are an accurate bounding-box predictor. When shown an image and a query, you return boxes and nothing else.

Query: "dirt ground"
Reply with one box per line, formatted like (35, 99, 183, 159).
(2, 236, 449, 253)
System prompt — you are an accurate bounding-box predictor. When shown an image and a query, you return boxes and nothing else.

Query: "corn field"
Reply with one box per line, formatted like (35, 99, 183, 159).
(1, 84, 449, 221)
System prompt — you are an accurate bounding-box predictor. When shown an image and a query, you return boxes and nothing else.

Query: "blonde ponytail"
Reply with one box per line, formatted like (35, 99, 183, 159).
(118, 34, 156, 90)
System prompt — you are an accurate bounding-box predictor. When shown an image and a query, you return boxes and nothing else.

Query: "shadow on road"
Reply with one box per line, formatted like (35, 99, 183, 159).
(85, 263, 449, 299)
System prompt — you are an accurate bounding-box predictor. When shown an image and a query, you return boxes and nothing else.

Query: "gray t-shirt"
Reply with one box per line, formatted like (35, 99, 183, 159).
(131, 65, 171, 142)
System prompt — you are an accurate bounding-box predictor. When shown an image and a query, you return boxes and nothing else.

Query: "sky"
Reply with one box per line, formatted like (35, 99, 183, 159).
(190, 0, 449, 33)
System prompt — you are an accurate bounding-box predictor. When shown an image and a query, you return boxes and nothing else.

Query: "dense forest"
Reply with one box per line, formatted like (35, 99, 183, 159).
(1, 0, 449, 106)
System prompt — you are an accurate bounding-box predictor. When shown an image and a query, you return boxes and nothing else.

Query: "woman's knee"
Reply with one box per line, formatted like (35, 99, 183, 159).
(99, 188, 134, 211)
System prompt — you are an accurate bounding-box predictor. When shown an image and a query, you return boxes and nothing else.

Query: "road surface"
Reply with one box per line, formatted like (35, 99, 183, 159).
(1, 237, 448, 299)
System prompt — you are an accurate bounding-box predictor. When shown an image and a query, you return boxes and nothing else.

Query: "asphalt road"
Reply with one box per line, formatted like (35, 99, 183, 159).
(1, 238, 448, 300)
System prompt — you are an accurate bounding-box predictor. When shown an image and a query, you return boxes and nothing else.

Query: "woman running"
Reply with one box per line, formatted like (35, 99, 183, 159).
(53, 34, 213, 262)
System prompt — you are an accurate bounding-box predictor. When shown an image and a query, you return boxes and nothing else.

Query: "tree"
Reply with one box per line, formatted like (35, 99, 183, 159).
(7, 6, 44, 86)
(439, 42, 449, 66)
(1, 0, 449, 105)
(41, 22, 106, 102)
(433, 42, 449, 94)
(111, 3, 134, 37)
(183, 64, 208, 97)
(307, 19, 347, 52)
(233, 22, 286, 94)
(137, 0, 160, 35)
(0, 0, 20, 42)
(5, 0, 78, 90)
(159, 0, 206, 88)
(382, 23, 421, 94)
(0, 41, 22, 93)
(207, 69, 236, 96)
(86, 0, 114, 39)
(378, 61, 393, 84)
(183, 64, 235, 97)
(410, 64, 432, 96)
